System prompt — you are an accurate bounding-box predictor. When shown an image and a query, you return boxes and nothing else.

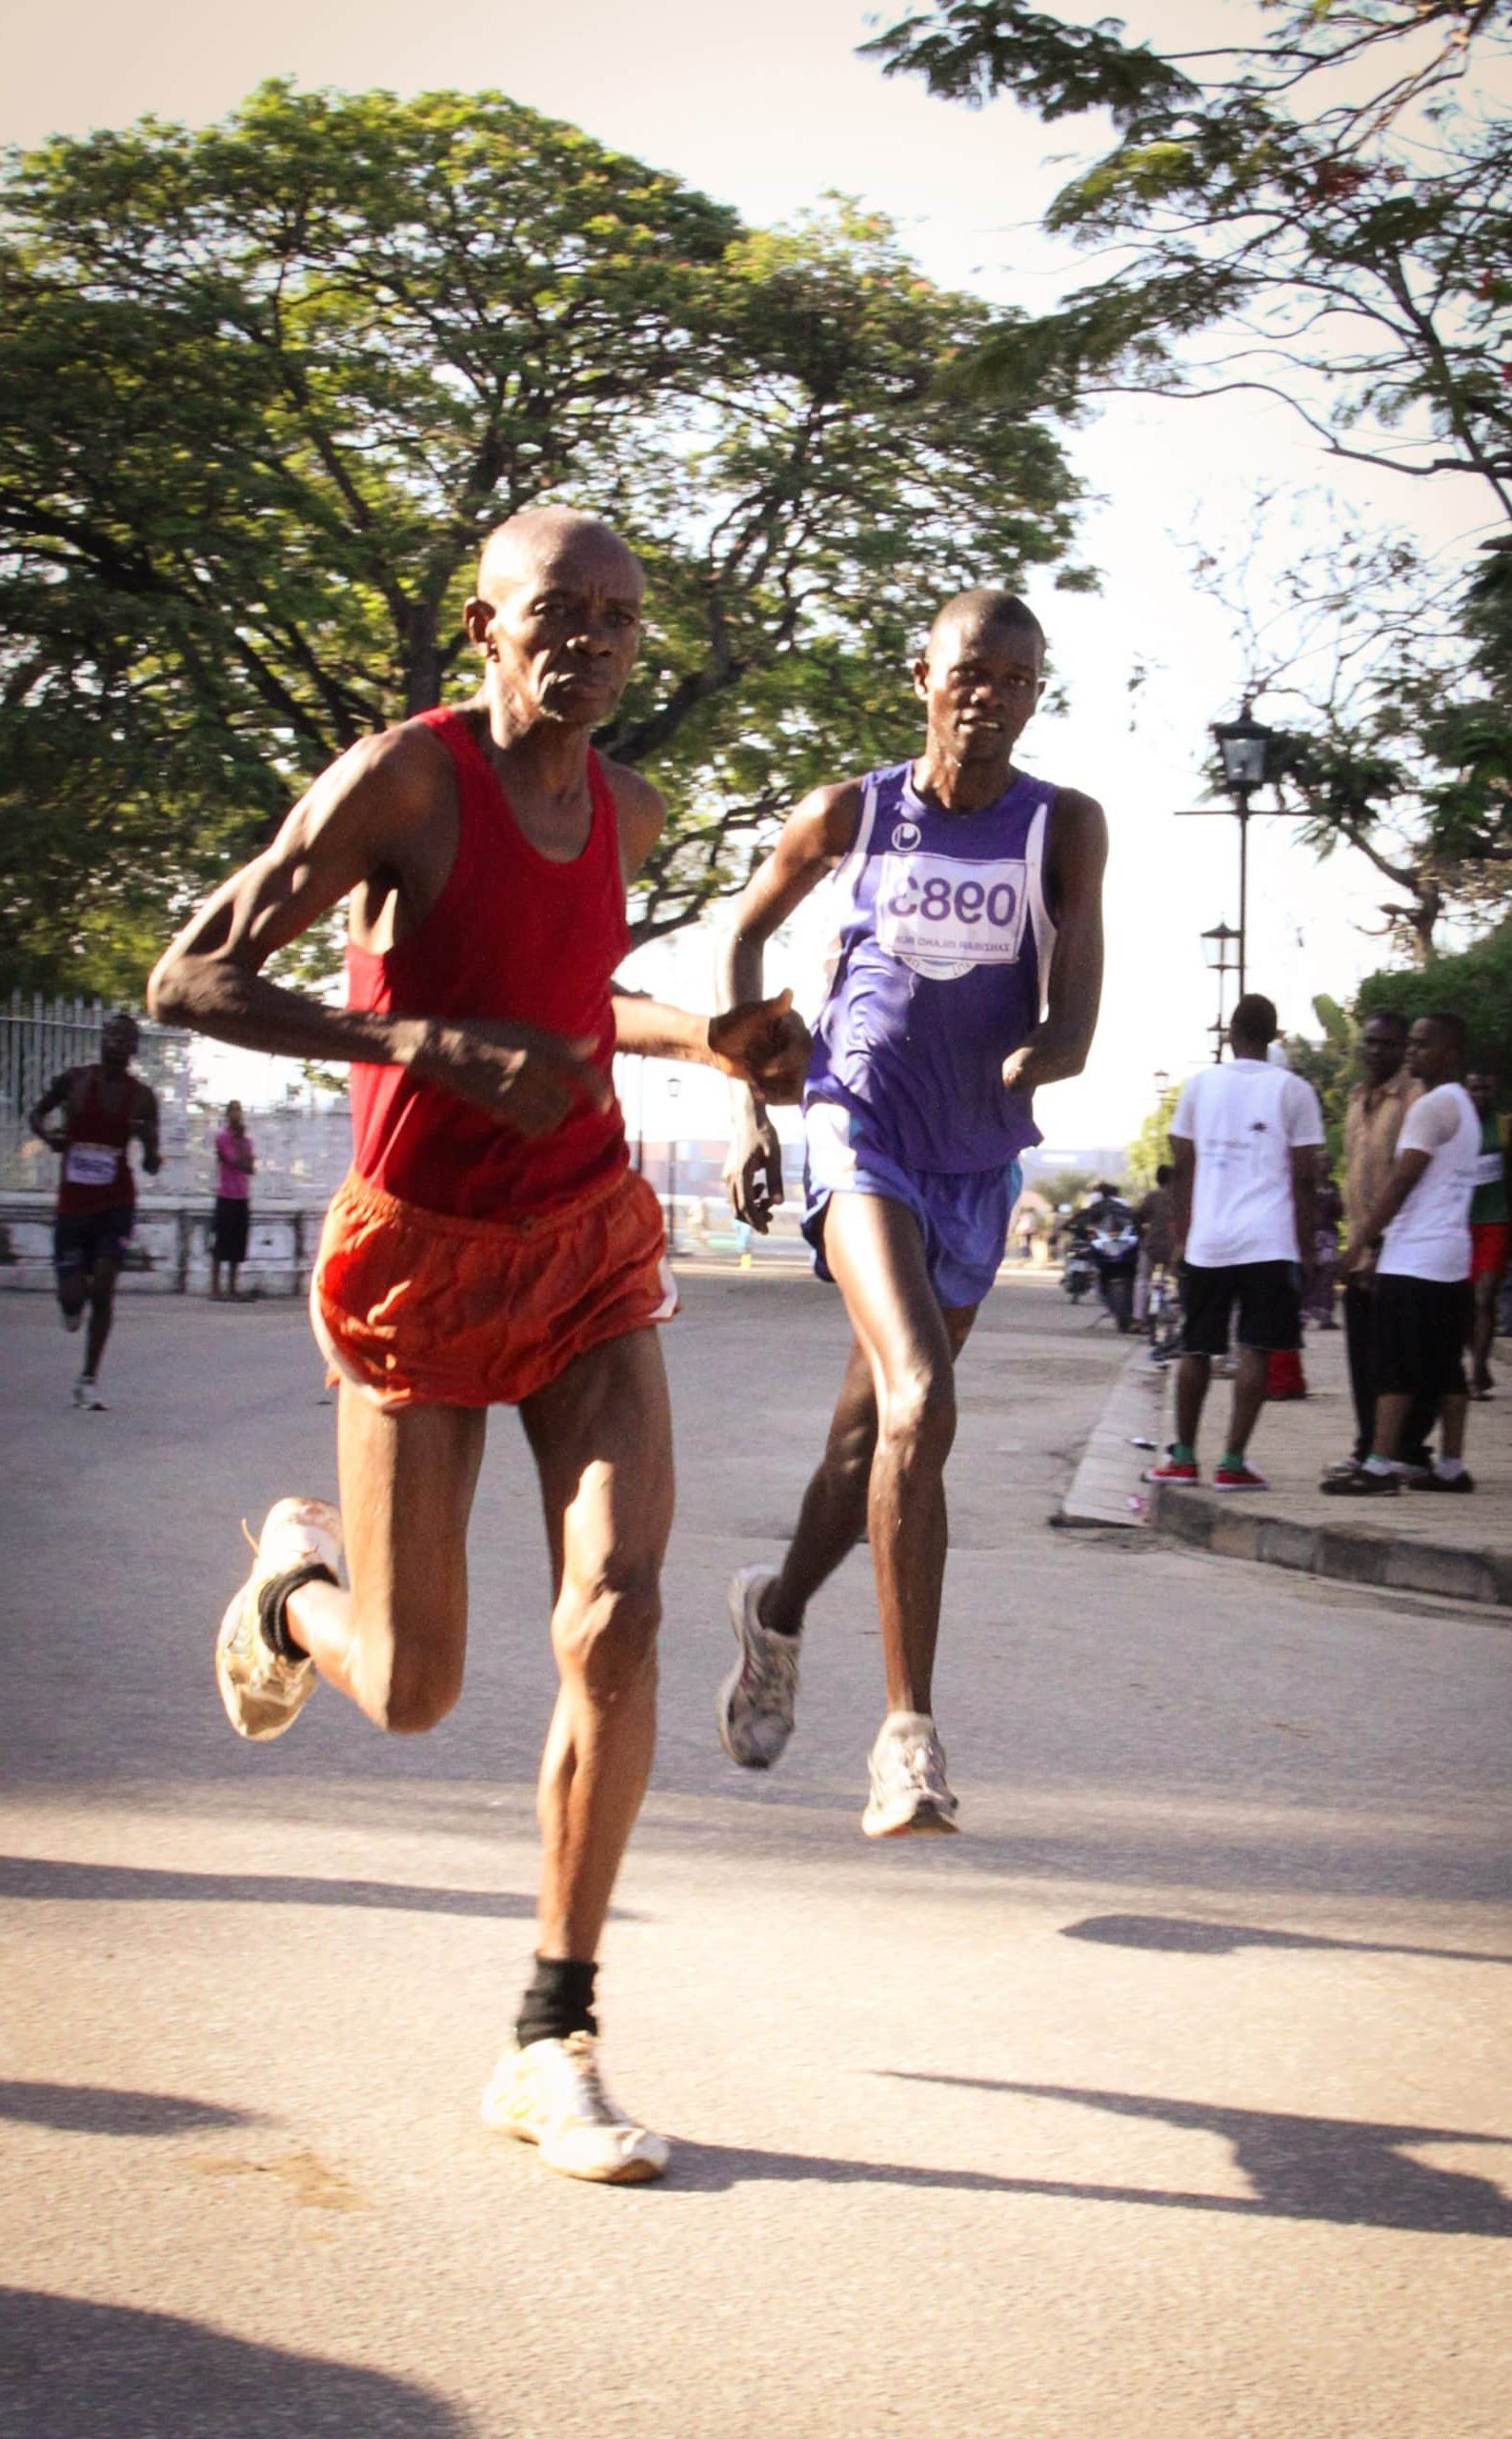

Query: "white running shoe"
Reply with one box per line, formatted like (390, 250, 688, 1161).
(862, 1711, 960, 1839)
(716, 1563, 799, 1769)
(215, 1497, 342, 1743)
(482, 2033, 669, 2184)
(72, 1374, 107, 1410)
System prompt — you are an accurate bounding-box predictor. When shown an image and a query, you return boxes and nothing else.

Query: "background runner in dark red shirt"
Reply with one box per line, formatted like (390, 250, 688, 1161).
(30, 1009, 160, 1409)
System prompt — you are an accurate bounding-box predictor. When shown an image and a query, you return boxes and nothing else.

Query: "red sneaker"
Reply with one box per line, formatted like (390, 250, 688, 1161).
(1143, 1452, 1200, 1484)
(1212, 1461, 1269, 1491)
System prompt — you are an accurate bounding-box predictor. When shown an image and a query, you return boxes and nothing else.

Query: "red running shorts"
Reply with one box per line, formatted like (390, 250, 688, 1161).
(312, 1165, 675, 1412)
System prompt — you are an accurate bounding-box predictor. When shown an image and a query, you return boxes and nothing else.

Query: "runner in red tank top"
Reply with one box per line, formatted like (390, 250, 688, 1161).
(29, 1010, 160, 1409)
(150, 508, 810, 2183)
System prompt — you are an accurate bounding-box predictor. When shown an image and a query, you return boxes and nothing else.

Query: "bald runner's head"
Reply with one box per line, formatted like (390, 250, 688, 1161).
(925, 588, 1045, 666)
(914, 587, 1045, 776)
(475, 507, 643, 603)
(466, 506, 644, 732)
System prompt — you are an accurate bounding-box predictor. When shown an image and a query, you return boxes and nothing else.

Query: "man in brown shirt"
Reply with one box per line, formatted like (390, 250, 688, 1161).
(1338, 1009, 1433, 1468)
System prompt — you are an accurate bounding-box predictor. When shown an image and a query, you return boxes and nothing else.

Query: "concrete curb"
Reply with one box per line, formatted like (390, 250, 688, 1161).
(1150, 1481, 1512, 1615)
(1058, 1344, 1167, 1527)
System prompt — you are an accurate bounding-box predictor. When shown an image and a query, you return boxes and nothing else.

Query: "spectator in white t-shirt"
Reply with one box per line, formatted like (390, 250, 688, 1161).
(1324, 1010, 1480, 1498)
(1145, 993, 1324, 1491)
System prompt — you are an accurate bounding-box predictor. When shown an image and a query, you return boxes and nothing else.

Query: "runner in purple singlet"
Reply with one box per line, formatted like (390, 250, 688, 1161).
(716, 590, 1106, 1834)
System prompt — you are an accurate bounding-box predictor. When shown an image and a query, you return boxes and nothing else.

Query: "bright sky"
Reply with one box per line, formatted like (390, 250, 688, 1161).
(7, 0, 1493, 1155)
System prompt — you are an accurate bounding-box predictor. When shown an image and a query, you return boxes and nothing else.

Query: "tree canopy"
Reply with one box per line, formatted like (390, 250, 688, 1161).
(0, 82, 1084, 996)
(866, 1, 1512, 957)
(866, 0, 1512, 506)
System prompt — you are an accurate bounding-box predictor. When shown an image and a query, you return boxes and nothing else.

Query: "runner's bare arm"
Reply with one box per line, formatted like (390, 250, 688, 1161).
(610, 988, 811, 1102)
(604, 760, 811, 1100)
(28, 1072, 73, 1151)
(716, 785, 862, 1229)
(1000, 788, 1107, 1095)
(148, 727, 610, 1136)
(135, 1084, 162, 1177)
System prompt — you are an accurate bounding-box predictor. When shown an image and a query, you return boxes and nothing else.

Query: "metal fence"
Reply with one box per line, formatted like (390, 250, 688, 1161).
(0, 990, 353, 1205)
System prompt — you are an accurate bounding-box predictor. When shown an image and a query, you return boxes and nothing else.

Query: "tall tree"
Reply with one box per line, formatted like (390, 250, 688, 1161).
(865, 1, 1512, 952)
(0, 84, 1083, 995)
(865, 0, 1512, 510)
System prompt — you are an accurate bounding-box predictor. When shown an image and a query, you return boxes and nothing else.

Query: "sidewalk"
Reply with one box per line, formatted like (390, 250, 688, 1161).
(1149, 1325, 1512, 1612)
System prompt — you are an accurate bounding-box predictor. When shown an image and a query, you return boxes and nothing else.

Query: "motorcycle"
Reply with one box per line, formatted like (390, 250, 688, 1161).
(1060, 1234, 1097, 1304)
(1087, 1220, 1140, 1332)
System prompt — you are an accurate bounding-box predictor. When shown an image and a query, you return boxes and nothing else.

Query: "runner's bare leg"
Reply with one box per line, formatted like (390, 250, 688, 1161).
(83, 1257, 118, 1381)
(521, 1327, 674, 1960)
(763, 1303, 976, 1641)
(285, 1389, 486, 1730)
(816, 1193, 960, 1716)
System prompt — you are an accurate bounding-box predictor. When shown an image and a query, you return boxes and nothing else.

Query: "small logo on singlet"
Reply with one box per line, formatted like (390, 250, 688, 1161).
(891, 819, 922, 851)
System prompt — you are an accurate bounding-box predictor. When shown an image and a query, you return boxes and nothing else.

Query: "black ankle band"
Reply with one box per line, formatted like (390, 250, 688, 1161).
(515, 1955, 598, 2048)
(256, 1559, 335, 1662)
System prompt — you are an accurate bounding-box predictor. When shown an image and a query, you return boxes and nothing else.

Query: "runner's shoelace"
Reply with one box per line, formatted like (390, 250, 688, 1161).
(551, 2032, 619, 2126)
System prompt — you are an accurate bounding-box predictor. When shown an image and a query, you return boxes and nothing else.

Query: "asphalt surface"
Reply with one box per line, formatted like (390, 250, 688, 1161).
(2, 1271, 1509, 2439)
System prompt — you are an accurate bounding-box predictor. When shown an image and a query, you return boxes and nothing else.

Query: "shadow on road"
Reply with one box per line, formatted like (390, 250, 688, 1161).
(0, 2083, 253, 2138)
(1061, 1910, 1512, 1967)
(856, 2074, 1512, 2236)
(0, 2289, 470, 2437)
(0, 1856, 534, 1919)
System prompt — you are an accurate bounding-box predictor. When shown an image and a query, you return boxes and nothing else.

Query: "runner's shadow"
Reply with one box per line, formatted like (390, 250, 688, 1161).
(0, 2082, 254, 2138)
(0, 1857, 537, 1919)
(867, 2074, 1512, 2236)
(1060, 1911, 1512, 1967)
(669, 2124, 1512, 2232)
(0, 2288, 470, 2436)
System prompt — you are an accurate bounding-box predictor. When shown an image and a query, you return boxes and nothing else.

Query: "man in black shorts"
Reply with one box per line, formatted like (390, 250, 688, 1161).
(1327, 1012, 1480, 1497)
(1145, 995, 1323, 1490)
(29, 1011, 161, 1408)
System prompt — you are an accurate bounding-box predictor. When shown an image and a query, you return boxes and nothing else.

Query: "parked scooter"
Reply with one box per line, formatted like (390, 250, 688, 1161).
(1087, 1219, 1140, 1332)
(1060, 1234, 1097, 1304)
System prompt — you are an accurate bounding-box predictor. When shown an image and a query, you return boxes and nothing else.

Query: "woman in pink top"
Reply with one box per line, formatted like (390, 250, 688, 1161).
(212, 1100, 255, 1298)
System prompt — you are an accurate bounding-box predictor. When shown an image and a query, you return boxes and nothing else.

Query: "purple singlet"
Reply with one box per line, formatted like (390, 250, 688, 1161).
(804, 760, 1058, 1174)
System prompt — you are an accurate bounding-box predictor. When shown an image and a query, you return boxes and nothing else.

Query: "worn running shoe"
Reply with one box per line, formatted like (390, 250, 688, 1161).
(482, 2033, 669, 2184)
(1143, 1449, 1199, 1484)
(862, 1711, 959, 1839)
(716, 1563, 799, 1769)
(215, 1497, 341, 1742)
(71, 1374, 107, 1411)
(1211, 1460, 1269, 1490)
(1320, 1465, 1400, 1498)
(1410, 1467, 1475, 1494)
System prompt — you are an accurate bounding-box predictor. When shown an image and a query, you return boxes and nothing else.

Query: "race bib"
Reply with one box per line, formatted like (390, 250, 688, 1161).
(876, 852, 1029, 980)
(64, 1142, 120, 1188)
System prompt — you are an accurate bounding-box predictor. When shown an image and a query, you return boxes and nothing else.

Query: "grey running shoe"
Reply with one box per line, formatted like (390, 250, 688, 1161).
(862, 1711, 960, 1839)
(215, 1497, 341, 1742)
(482, 2033, 669, 2185)
(716, 1564, 799, 1769)
(72, 1374, 107, 1410)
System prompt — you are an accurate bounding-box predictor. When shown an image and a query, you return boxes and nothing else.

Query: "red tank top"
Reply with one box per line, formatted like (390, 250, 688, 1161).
(56, 1069, 135, 1215)
(347, 708, 630, 1220)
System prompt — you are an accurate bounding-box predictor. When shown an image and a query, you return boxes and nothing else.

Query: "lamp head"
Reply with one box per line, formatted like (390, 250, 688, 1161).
(1212, 703, 1275, 795)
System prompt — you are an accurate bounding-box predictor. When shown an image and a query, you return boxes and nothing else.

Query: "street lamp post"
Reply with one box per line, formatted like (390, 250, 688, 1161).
(1201, 920, 1241, 1059)
(1176, 701, 1281, 998)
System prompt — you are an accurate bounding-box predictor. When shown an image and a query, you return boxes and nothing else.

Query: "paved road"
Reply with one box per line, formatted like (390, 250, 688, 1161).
(3, 1274, 1509, 2439)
